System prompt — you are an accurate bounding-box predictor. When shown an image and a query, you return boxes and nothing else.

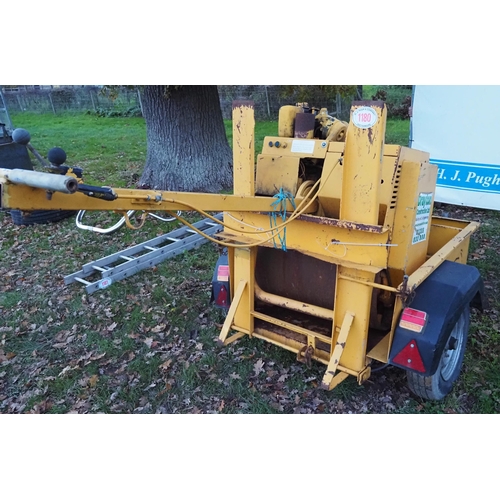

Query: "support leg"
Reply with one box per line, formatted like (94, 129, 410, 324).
(321, 311, 355, 390)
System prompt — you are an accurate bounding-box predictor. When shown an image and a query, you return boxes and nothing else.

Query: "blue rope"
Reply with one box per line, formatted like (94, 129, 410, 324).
(269, 188, 296, 251)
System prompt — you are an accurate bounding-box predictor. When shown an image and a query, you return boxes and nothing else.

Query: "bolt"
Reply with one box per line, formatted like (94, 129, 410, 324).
(410, 343, 415, 348)
(407, 359, 412, 363)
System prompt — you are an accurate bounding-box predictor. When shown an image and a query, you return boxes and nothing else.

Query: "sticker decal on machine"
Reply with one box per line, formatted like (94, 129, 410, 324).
(352, 107, 378, 129)
(412, 192, 433, 245)
(291, 140, 315, 154)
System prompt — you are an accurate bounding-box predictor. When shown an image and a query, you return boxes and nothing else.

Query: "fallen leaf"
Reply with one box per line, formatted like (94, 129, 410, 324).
(151, 324, 166, 333)
(89, 375, 99, 388)
(58, 366, 72, 377)
(160, 359, 172, 370)
(253, 359, 265, 377)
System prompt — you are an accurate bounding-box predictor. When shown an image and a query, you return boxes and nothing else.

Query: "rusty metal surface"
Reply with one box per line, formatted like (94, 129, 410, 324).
(254, 302, 332, 353)
(232, 100, 254, 110)
(352, 100, 385, 109)
(294, 113, 315, 139)
(255, 247, 336, 310)
(294, 213, 385, 233)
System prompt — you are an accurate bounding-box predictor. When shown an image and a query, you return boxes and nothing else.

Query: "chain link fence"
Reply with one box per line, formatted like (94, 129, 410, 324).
(2, 86, 143, 116)
(2, 85, 410, 120)
(2, 86, 362, 121)
(218, 86, 358, 121)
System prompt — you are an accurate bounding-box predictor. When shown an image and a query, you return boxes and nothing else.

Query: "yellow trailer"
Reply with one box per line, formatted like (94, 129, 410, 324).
(0, 100, 485, 401)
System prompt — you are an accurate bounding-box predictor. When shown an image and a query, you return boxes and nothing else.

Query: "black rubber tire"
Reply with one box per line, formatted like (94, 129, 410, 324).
(10, 209, 76, 226)
(407, 306, 470, 401)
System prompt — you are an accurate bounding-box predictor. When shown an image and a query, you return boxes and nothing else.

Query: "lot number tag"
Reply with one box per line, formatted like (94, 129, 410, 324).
(352, 107, 378, 129)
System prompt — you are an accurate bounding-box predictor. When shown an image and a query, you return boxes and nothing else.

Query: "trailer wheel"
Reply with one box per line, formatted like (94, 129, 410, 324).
(406, 306, 470, 401)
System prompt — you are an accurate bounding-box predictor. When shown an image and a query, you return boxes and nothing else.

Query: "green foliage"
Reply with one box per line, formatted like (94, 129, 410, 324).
(101, 85, 182, 101)
(280, 85, 357, 102)
(364, 85, 413, 119)
(100, 85, 137, 100)
(89, 106, 142, 118)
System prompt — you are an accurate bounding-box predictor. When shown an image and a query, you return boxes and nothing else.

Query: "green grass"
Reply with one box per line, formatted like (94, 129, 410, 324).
(385, 119, 410, 145)
(1, 110, 497, 414)
(9, 113, 147, 187)
(10, 112, 409, 187)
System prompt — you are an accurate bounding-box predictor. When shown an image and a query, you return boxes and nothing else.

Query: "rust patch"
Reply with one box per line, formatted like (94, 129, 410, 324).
(294, 113, 315, 138)
(294, 213, 385, 233)
(256, 247, 336, 310)
(367, 127, 373, 144)
(232, 100, 254, 110)
(353, 100, 385, 110)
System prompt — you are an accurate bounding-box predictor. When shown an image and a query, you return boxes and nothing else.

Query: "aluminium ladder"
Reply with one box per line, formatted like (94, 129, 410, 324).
(64, 214, 223, 294)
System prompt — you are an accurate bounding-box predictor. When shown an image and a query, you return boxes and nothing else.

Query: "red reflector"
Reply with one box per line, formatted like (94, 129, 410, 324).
(215, 285, 228, 307)
(400, 308, 427, 333)
(393, 340, 426, 373)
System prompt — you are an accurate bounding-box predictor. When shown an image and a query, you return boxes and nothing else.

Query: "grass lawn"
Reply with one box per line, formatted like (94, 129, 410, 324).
(0, 111, 498, 414)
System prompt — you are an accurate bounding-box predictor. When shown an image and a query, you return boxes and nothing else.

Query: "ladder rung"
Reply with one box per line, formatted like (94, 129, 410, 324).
(167, 237, 181, 242)
(74, 277, 91, 285)
(186, 229, 197, 234)
(144, 246, 157, 251)
(92, 265, 107, 272)
(120, 255, 135, 261)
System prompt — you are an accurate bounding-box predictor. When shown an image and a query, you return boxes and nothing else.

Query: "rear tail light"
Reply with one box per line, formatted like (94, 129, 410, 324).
(217, 265, 229, 281)
(400, 307, 427, 333)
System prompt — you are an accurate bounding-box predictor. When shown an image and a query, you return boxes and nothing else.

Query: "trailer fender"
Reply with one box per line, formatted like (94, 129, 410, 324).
(389, 260, 485, 376)
(211, 251, 230, 309)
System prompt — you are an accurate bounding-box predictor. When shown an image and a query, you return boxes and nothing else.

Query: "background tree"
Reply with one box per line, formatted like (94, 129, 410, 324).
(127, 85, 359, 193)
(280, 85, 357, 105)
(139, 85, 233, 192)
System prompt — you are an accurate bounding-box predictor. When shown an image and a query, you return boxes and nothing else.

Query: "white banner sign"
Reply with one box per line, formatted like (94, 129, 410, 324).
(410, 85, 500, 210)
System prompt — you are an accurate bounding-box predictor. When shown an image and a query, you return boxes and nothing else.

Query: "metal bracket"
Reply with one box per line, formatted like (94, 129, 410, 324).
(297, 345, 314, 369)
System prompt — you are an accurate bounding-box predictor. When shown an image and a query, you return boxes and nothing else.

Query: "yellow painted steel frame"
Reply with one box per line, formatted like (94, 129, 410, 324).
(219, 101, 394, 390)
(0, 100, 479, 393)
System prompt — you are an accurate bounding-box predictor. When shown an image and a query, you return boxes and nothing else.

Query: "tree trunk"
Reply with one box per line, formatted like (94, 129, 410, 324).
(139, 85, 233, 192)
